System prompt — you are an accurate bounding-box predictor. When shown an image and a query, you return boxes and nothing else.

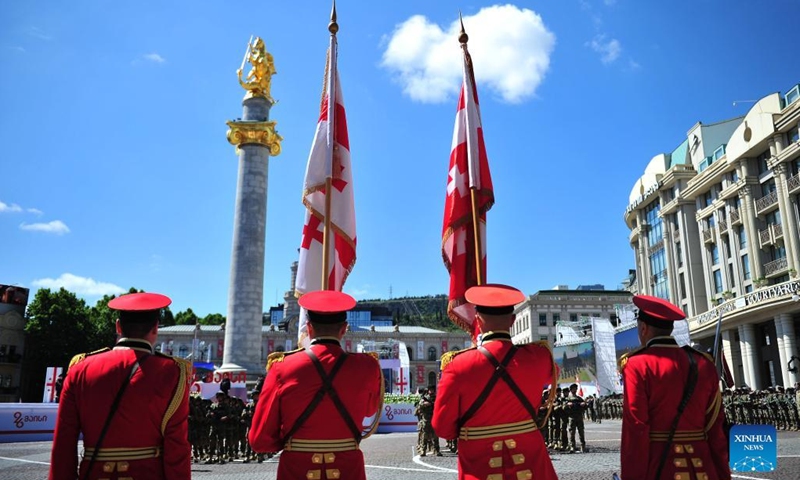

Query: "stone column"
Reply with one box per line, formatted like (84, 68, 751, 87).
(772, 163, 799, 268)
(775, 316, 787, 386)
(221, 91, 282, 374)
(739, 323, 762, 390)
(777, 313, 800, 386)
(722, 328, 743, 387)
(738, 185, 762, 280)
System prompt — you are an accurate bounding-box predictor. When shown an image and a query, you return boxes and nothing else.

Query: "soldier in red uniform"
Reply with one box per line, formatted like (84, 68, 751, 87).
(620, 295, 731, 480)
(49, 292, 192, 480)
(432, 284, 558, 480)
(248, 290, 383, 480)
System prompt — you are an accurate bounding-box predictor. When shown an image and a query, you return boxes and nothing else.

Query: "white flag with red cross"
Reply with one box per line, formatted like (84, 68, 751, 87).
(42, 366, 63, 403)
(442, 42, 494, 339)
(295, 32, 356, 347)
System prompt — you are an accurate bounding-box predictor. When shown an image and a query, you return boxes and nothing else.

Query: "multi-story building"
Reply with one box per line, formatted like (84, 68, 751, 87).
(511, 287, 632, 345)
(625, 81, 800, 389)
(157, 323, 469, 393)
(0, 285, 29, 402)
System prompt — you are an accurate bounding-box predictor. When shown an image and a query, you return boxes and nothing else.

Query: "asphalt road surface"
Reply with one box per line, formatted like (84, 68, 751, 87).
(1, 420, 798, 479)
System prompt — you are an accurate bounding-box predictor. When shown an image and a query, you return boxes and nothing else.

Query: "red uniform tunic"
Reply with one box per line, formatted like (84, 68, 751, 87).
(432, 334, 558, 480)
(249, 339, 383, 480)
(49, 338, 191, 480)
(620, 336, 731, 480)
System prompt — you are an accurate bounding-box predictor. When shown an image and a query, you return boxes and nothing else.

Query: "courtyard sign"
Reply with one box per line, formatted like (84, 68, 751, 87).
(691, 280, 800, 328)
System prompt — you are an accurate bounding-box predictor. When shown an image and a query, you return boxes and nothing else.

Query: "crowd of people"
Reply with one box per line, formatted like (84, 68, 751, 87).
(723, 386, 800, 430)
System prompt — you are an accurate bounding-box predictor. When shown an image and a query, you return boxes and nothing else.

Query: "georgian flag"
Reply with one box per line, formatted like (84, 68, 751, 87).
(442, 42, 494, 338)
(295, 32, 356, 347)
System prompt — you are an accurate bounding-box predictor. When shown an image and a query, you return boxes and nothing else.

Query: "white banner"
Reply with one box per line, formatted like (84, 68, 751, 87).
(673, 319, 691, 347)
(592, 318, 622, 395)
(377, 402, 417, 433)
(0, 404, 58, 443)
(42, 367, 63, 403)
(417, 340, 424, 362)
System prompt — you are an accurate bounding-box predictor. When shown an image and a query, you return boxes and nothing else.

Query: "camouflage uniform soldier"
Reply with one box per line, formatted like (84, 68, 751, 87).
(414, 388, 427, 455)
(188, 395, 202, 463)
(549, 388, 564, 449)
(538, 389, 551, 447)
(418, 389, 441, 456)
(565, 383, 587, 453)
(207, 392, 228, 464)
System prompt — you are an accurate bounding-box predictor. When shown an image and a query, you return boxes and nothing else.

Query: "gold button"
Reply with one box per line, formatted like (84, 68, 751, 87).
(487, 475, 503, 480)
(692, 458, 703, 468)
(311, 454, 323, 464)
(516, 470, 533, 480)
(103, 462, 115, 473)
(326, 469, 340, 479)
(674, 473, 687, 480)
(673, 458, 687, 468)
(489, 456, 503, 468)
(306, 470, 321, 480)
(324, 452, 336, 463)
(674, 445, 684, 454)
(697, 473, 708, 480)
(505, 439, 517, 449)
(492, 441, 503, 451)
(116, 461, 129, 472)
(685, 444, 694, 454)
(512, 454, 525, 465)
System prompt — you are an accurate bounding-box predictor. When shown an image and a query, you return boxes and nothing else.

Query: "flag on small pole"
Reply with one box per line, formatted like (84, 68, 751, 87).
(442, 15, 494, 340)
(295, 2, 356, 347)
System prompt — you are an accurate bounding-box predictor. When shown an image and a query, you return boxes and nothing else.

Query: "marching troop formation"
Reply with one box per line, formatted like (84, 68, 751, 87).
(723, 386, 800, 430)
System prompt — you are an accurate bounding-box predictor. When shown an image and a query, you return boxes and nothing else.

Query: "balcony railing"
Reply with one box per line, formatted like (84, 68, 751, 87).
(702, 227, 716, 243)
(729, 207, 741, 225)
(759, 227, 772, 247)
(764, 257, 788, 276)
(755, 190, 778, 213)
(718, 219, 728, 232)
(788, 172, 800, 193)
(673, 229, 680, 242)
(773, 223, 783, 239)
(650, 239, 664, 252)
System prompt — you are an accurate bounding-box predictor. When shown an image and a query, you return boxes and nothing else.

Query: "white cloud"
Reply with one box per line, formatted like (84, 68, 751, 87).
(32, 273, 125, 296)
(381, 5, 556, 104)
(27, 27, 52, 41)
(27, 208, 43, 215)
(0, 201, 23, 213)
(143, 53, 166, 64)
(586, 34, 621, 64)
(627, 59, 641, 71)
(19, 220, 70, 235)
(347, 285, 371, 298)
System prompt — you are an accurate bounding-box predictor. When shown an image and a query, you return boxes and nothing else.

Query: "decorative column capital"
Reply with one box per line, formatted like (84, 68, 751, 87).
(771, 162, 788, 176)
(226, 120, 283, 156)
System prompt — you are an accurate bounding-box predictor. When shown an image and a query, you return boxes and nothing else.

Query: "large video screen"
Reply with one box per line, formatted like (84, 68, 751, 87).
(553, 340, 596, 387)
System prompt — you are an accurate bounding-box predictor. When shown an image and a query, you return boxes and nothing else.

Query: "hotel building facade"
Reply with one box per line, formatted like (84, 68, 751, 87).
(624, 82, 800, 390)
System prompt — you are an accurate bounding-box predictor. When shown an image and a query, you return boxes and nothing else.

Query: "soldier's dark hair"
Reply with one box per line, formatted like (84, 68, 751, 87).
(309, 320, 346, 337)
(637, 310, 675, 334)
(118, 310, 160, 338)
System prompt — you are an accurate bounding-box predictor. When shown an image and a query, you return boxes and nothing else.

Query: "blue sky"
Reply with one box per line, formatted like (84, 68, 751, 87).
(1, 1, 798, 317)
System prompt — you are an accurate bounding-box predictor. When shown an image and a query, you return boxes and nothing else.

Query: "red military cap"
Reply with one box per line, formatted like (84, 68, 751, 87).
(108, 292, 172, 311)
(632, 295, 685, 324)
(298, 290, 356, 324)
(465, 284, 525, 315)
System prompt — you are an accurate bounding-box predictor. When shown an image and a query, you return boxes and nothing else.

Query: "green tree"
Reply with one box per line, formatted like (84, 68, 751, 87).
(174, 308, 200, 326)
(88, 294, 119, 347)
(22, 288, 93, 401)
(201, 313, 225, 326)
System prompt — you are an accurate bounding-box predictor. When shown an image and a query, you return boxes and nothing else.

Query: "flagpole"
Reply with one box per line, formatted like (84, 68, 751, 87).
(460, 14, 483, 286)
(321, 1, 338, 290)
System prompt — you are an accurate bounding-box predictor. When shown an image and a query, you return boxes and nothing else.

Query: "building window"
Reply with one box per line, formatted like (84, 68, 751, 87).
(570, 313, 578, 322)
(679, 273, 686, 299)
(540, 336, 548, 342)
(713, 270, 723, 294)
(738, 227, 747, 250)
(742, 254, 751, 280)
(428, 371, 437, 387)
(427, 346, 438, 361)
(757, 150, 770, 175)
(676, 243, 683, 267)
(711, 245, 719, 265)
(790, 127, 799, 144)
(645, 201, 663, 248)
(745, 284, 753, 293)
(552, 313, 560, 326)
(728, 264, 736, 288)
(539, 314, 547, 326)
